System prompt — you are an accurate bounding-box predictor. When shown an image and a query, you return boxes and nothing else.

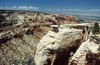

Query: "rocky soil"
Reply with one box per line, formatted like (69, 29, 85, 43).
(0, 10, 79, 65)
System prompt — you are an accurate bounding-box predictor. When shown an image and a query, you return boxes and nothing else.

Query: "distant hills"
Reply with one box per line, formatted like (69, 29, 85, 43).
(0, 9, 100, 23)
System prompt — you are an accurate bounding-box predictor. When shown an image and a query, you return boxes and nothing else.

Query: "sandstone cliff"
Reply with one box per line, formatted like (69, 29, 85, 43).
(69, 36, 100, 65)
(35, 28, 83, 65)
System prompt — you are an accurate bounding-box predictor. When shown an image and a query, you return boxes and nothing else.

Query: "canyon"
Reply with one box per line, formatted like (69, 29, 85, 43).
(0, 10, 100, 65)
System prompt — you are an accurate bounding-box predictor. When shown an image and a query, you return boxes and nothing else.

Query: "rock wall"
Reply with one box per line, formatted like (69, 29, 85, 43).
(69, 36, 100, 65)
(34, 28, 84, 65)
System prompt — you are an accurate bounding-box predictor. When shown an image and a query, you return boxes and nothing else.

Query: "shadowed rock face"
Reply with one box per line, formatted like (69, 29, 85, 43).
(0, 10, 79, 65)
(69, 36, 100, 65)
(34, 28, 84, 65)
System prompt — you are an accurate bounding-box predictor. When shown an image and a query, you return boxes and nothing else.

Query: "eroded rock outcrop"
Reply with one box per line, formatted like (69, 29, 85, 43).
(34, 27, 85, 65)
(0, 10, 79, 28)
(69, 36, 100, 65)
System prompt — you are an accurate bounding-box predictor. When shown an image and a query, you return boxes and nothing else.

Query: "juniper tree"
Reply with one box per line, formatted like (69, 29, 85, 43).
(93, 22, 100, 34)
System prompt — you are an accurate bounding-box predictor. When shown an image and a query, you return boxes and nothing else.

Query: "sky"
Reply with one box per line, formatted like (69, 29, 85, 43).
(0, 0, 100, 16)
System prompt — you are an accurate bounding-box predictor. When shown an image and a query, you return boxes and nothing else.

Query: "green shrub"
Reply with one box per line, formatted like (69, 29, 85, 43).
(92, 22, 100, 34)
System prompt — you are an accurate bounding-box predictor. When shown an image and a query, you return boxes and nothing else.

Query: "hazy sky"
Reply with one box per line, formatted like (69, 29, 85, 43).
(0, 0, 100, 16)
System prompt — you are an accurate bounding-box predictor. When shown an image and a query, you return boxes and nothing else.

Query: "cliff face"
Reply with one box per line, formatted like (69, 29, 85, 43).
(34, 28, 83, 65)
(69, 36, 100, 65)
(0, 10, 79, 65)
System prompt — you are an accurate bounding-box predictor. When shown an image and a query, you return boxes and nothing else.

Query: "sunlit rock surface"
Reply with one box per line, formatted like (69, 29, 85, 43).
(35, 28, 84, 65)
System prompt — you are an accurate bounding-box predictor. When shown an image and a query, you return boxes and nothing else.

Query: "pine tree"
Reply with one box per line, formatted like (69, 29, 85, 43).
(93, 22, 100, 34)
